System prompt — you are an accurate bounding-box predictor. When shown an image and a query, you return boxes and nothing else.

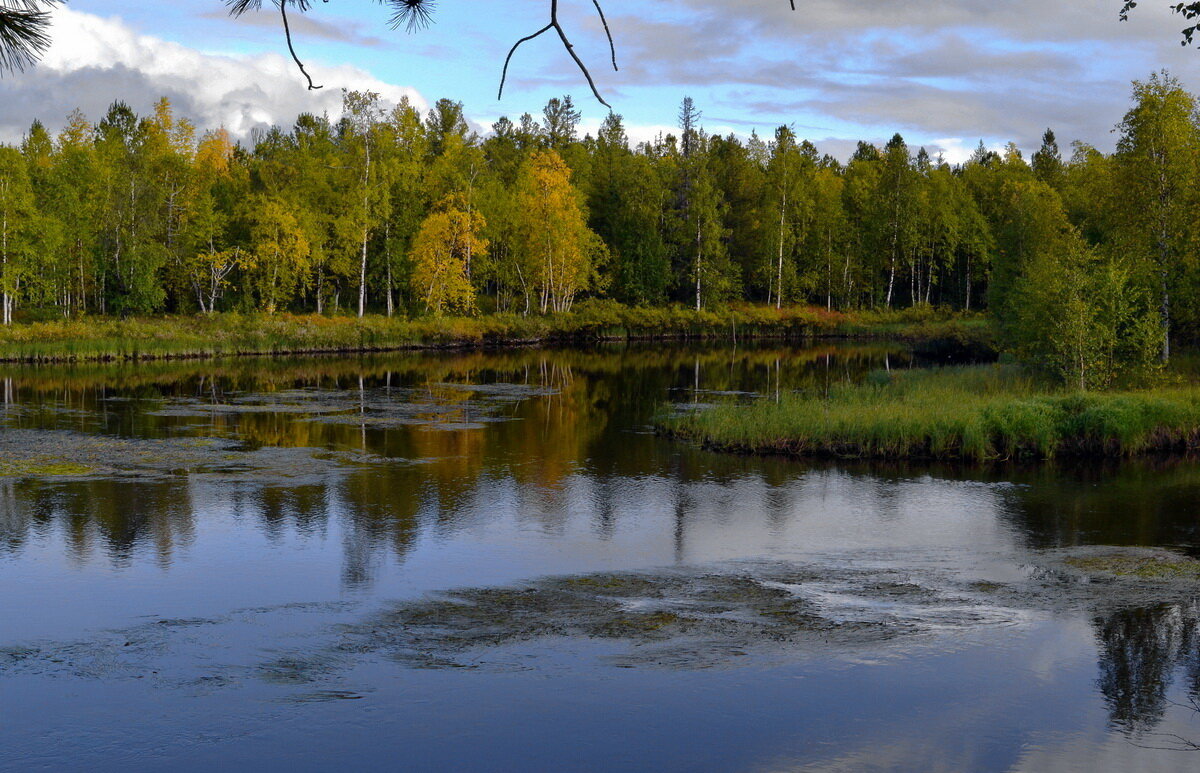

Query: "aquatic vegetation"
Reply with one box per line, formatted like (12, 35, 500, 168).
(0, 429, 403, 482)
(0, 458, 96, 477)
(662, 364, 1200, 461)
(1062, 549, 1200, 581)
(335, 565, 993, 670)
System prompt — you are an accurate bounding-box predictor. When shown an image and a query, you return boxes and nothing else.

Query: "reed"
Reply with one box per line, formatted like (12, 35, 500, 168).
(662, 364, 1200, 460)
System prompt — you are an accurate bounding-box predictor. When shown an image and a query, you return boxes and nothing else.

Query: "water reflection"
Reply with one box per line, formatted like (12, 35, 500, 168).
(5, 344, 1200, 768)
(1094, 602, 1200, 734)
(0, 344, 910, 573)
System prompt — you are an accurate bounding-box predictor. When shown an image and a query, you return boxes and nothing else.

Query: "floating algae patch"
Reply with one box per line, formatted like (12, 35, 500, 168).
(0, 458, 96, 477)
(146, 383, 533, 431)
(0, 429, 406, 482)
(0, 614, 225, 684)
(0, 601, 367, 698)
(333, 563, 1016, 670)
(9, 552, 1200, 695)
(1057, 547, 1200, 582)
(301, 407, 516, 431)
(335, 554, 1200, 672)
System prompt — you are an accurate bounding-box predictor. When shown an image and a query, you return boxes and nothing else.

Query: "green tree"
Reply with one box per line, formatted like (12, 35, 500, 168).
(1113, 71, 1200, 362)
(587, 113, 669, 305)
(1010, 239, 1160, 389)
(878, 134, 918, 307)
(1031, 129, 1065, 190)
(763, 127, 816, 307)
(93, 102, 167, 315)
(0, 147, 35, 323)
(245, 195, 312, 313)
(342, 90, 390, 317)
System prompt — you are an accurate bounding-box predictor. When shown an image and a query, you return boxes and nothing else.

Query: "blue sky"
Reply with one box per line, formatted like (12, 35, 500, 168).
(2, 0, 1198, 161)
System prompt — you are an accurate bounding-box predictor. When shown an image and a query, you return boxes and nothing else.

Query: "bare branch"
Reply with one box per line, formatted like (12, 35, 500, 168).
(592, 0, 618, 72)
(553, 13, 611, 108)
(498, 23, 554, 101)
(499, 0, 611, 108)
(278, 0, 322, 90)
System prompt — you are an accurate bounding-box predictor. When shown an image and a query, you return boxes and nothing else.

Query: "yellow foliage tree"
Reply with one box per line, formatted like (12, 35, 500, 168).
(247, 197, 311, 313)
(513, 150, 602, 314)
(409, 194, 486, 315)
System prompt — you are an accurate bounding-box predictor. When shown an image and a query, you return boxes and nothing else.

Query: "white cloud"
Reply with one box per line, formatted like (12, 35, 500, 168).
(0, 7, 426, 142)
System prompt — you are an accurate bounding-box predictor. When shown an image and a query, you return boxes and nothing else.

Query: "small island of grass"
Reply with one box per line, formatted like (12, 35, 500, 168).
(660, 365, 1200, 461)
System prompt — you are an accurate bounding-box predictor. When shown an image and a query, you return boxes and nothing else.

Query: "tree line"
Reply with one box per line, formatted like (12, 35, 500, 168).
(0, 72, 1197, 384)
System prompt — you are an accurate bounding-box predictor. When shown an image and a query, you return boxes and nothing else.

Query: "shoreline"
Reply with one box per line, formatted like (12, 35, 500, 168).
(0, 305, 993, 364)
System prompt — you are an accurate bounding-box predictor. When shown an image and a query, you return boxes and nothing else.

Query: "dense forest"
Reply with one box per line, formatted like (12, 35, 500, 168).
(0, 71, 1197, 385)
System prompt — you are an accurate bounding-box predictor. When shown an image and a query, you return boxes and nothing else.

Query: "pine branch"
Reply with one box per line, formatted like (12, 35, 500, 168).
(0, 0, 58, 73)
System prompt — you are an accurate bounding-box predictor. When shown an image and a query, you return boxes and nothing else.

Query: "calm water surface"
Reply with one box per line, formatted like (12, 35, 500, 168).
(2, 344, 1200, 772)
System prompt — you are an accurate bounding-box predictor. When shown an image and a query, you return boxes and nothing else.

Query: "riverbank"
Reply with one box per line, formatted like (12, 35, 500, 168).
(661, 364, 1200, 461)
(0, 303, 992, 363)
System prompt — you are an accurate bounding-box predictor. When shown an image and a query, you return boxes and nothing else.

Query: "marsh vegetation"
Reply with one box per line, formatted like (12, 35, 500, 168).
(662, 363, 1200, 461)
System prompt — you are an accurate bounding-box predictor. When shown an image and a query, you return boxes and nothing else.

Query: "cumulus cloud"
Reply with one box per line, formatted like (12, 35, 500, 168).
(0, 7, 425, 142)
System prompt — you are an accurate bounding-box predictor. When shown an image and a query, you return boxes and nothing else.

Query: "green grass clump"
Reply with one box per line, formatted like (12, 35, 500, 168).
(661, 364, 1200, 461)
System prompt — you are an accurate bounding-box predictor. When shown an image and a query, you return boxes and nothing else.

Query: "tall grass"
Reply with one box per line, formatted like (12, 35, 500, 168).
(0, 302, 991, 363)
(662, 364, 1200, 460)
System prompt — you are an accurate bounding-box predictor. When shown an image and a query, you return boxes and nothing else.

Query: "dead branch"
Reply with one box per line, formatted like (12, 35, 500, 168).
(498, 0, 615, 108)
(278, 0, 321, 90)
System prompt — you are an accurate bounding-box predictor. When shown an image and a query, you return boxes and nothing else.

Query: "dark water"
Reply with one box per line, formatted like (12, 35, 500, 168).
(3, 344, 1200, 772)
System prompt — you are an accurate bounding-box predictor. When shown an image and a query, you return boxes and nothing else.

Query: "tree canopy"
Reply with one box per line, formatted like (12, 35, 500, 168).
(0, 75, 1197, 388)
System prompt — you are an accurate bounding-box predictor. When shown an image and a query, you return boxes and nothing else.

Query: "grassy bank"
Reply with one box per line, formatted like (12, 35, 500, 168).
(661, 365, 1200, 461)
(0, 303, 991, 363)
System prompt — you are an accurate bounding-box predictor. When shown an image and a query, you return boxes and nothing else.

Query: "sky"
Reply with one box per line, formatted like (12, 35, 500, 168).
(1, 0, 1198, 162)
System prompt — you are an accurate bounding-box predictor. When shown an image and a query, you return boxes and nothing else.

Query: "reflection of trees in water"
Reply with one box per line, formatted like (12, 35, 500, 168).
(10, 479, 199, 569)
(1094, 602, 1200, 733)
(336, 468, 423, 590)
(999, 459, 1200, 551)
(0, 479, 22, 555)
(242, 484, 329, 541)
(0, 344, 907, 585)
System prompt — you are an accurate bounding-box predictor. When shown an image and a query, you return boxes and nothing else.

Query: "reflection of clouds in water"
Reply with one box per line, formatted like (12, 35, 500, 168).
(1013, 721, 1200, 772)
(0, 456, 1027, 587)
(669, 472, 1020, 562)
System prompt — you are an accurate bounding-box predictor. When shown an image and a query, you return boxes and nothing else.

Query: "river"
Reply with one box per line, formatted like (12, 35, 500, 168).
(2, 343, 1200, 771)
